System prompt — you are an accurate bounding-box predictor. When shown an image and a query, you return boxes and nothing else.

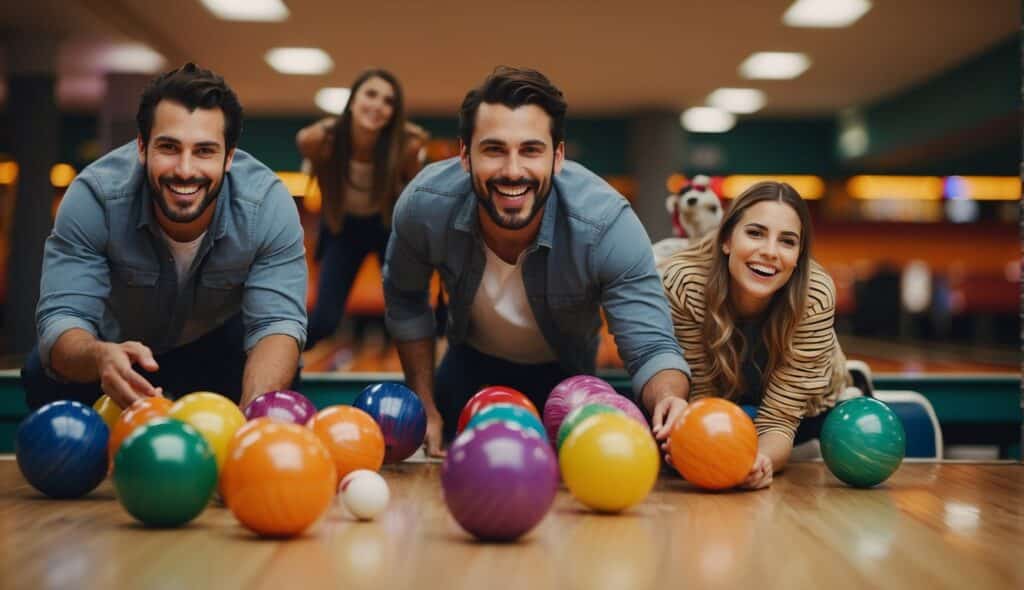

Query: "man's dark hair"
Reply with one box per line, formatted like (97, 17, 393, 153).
(137, 62, 243, 150)
(459, 66, 567, 148)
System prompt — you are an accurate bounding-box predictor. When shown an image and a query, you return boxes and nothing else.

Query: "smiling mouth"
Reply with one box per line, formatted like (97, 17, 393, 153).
(494, 185, 530, 198)
(166, 184, 204, 196)
(748, 263, 778, 278)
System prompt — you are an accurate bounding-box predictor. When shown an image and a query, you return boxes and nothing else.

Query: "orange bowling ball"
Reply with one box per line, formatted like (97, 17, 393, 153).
(221, 419, 337, 537)
(108, 396, 173, 466)
(307, 405, 385, 481)
(668, 397, 757, 490)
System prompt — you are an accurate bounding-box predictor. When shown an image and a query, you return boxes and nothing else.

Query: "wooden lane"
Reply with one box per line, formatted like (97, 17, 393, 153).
(0, 458, 1021, 590)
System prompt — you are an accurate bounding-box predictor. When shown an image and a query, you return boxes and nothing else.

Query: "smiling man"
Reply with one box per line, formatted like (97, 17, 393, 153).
(383, 67, 691, 456)
(22, 63, 307, 412)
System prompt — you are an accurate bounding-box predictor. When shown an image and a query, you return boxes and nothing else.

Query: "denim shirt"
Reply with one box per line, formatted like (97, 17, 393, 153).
(36, 142, 307, 371)
(383, 157, 690, 397)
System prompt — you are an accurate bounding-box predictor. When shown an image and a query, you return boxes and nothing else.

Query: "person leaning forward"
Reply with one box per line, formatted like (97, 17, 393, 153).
(21, 63, 307, 413)
(382, 66, 691, 457)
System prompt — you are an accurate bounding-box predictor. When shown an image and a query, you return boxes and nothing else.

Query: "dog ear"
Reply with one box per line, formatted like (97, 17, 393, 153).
(665, 193, 679, 214)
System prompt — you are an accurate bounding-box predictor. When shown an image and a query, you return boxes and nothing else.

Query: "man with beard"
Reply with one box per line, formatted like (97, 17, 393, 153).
(383, 67, 691, 456)
(22, 63, 306, 411)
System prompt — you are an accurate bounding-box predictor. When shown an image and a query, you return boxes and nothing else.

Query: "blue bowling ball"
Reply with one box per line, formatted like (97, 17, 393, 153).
(16, 400, 110, 498)
(353, 382, 426, 463)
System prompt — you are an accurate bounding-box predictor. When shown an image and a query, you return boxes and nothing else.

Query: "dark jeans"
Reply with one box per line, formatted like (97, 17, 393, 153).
(435, 342, 571, 443)
(21, 315, 262, 410)
(306, 215, 389, 350)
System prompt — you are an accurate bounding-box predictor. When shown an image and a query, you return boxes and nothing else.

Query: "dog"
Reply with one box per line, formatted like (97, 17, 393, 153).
(653, 175, 724, 273)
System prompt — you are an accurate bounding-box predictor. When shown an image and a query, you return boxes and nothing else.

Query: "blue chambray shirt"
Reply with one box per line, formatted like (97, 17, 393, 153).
(36, 142, 307, 371)
(383, 157, 690, 398)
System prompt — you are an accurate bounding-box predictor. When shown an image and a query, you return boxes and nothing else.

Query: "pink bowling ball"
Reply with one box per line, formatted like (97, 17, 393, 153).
(586, 390, 648, 429)
(543, 375, 616, 447)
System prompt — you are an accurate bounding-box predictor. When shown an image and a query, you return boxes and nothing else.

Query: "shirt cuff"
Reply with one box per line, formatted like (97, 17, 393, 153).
(245, 320, 306, 352)
(38, 317, 98, 374)
(629, 351, 691, 399)
(384, 309, 436, 342)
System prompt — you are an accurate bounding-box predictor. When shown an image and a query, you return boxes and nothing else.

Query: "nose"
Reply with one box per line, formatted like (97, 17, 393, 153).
(762, 239, 781, 259)
(175, 152, 194, 178)
(502, 154, 524, 179)
(686, 197, 697, 206)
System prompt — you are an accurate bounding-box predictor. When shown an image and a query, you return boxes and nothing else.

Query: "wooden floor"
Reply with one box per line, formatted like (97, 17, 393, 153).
(0, 458, 1021, 590)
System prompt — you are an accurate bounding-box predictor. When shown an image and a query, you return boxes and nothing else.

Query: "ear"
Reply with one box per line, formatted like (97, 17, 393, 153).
(137, 135, 146, 165)
(722, 238, 731, 256)
(459, 139, 470, 172)
(665, 194, 679, 214)
(224, 148, 236, 173)
(553, 141, 565, 175)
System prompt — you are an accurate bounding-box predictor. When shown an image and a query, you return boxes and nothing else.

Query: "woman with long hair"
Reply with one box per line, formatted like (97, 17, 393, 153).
(662, 181, 847, 489)
(297, 68, 428, 351)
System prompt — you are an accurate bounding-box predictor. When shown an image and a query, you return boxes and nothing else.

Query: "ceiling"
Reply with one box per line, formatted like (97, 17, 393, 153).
(0, 0, 1018, 116)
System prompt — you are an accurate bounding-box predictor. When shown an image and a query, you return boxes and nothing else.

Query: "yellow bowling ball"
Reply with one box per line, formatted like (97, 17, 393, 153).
(92, 394, 123, 433)
(559, 412, 659, 513)
(168, 392, 245, 471)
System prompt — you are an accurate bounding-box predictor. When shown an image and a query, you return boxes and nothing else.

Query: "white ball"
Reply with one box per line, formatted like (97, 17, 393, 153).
(340, 470, 390, 520)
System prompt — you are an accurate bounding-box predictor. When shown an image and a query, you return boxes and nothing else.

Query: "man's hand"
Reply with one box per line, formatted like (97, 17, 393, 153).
(739, 453, 773, 490)
(93, 341, 163, 408)
(424, 407, 446, 458)
(651, 394, 688, 461)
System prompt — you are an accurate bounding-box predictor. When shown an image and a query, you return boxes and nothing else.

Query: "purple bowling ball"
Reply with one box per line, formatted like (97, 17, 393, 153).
(586, 390, 648, 429)
(543, 375, 616, 447)
(244, 390, 317, 425)
(442, 421, 558, 542)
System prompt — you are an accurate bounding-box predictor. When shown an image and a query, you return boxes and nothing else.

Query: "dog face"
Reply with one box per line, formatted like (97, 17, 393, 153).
(666, 175, 723, 240)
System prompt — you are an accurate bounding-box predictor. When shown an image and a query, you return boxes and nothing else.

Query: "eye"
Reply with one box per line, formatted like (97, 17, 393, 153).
(746, 228, 763, 238)
(708, 204, 718, 214)
(384, 96, 395, 106)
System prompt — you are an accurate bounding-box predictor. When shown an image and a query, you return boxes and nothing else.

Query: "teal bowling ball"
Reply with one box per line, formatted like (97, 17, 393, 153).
(465, 403, 547, 441)
(820, 398, 906, 488)
(113, 418, 218, 527)
(556, 403, 619, 451)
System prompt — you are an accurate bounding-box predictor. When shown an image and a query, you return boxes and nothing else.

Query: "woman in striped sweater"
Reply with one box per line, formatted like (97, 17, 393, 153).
(661, 181, 847, 489)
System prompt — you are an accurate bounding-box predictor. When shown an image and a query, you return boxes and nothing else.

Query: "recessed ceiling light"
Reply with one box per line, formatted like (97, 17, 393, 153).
(739, 52, 811, 80)
(265, 48, 333, 75)
(315, 87, 351, 114)
(706, 88, 765, 114)
(680, 107, 736, 133)
(104, 44, 166, 73)
(783, 0, 871, 28)
(199, 0, 289, 22)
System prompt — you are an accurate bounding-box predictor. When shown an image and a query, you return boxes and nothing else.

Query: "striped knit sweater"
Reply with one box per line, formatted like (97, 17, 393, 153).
(662, 250, 846, 440)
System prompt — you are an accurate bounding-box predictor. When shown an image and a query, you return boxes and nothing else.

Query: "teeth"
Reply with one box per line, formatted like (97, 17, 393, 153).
(169, 184, 201, 196)
(748, 263, 777, 276)
(495, 186, 529, 197)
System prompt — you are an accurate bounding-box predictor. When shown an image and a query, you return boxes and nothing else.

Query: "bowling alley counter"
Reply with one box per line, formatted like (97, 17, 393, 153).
(0, 458, 1021, 590)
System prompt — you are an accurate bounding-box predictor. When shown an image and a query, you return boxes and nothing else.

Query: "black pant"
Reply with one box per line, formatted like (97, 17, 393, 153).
(306, 215, 389, 350)
(21, 315, 257, 410)
(793, 408, 831, 445)
(435, 342, 571, 443)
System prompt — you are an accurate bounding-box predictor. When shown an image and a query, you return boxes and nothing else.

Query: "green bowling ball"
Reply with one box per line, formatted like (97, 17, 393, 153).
(820, 398, 906, 488)
(466, 403, 547, 441)
(113, 418, 218, 527)
(557, 403, 620, 451)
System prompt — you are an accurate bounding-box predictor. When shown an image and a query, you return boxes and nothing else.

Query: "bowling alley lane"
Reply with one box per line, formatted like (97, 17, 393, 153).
(0, 458, 1021, 590)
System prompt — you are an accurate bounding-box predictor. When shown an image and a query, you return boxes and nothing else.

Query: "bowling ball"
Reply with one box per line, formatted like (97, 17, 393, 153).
(556, 403, 619, 451)
(307, 405, 386, 480)
(113, 418, 217, 527)
(820, 397, 906, 488)
(169, 391, 246, 471)
(92, 394, 123, 432)
(222, 419, 337, 537)
(586, 391, 648, 429)
(543, 375, 616, 447)
(668, 397, 757, 490)
(456, 386, 540, 435)
(465, 403, 547, 441)
(244, 390, 317, 425)
(16, 401, 109, 498)
(442, 421, 558, 541)
(559, 412, 659, 512)
(353, 383, 426, 463)
(108, 396, 173, 467)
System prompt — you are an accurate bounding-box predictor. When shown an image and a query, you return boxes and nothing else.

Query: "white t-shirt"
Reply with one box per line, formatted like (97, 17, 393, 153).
(466, 244, 557, 364)
(161, 229, 207, 345)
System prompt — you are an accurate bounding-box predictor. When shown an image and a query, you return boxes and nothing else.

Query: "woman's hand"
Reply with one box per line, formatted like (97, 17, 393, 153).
(739, 453, 773, 489)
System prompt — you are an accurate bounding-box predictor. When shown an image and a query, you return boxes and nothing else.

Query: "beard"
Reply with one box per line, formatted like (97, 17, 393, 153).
(470, 158, 555, 231)
(146, 160, 225, 224)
